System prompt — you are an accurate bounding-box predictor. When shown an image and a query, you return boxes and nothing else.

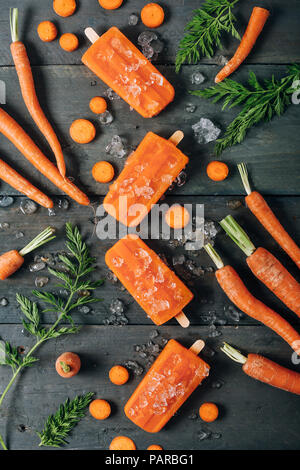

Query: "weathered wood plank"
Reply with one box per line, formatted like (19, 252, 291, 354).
(0, 325, 299, 450)
(0, 195, 298, 327)
(0, 64, 299, 197)
(0, 0, 299, 66)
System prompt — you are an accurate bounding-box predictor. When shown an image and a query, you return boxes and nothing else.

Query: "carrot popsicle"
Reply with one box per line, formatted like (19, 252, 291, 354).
(82, 27, 174, 118)
(124, 339, 210, 432)
(105, 235, 193, 327)
(103, 131, 189, 227)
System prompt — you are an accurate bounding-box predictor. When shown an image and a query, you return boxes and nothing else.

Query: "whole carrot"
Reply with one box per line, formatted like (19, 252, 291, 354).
(0, 107, 89, 206)
(215, 7, 270, 83)
(238, 163, 300, 269)
(10, 8, 66, 177)
(220, 216, 300, 317)
(0, 158, 53, 208)
(204, 244, 300, 355)
(221, 343, 300, 395)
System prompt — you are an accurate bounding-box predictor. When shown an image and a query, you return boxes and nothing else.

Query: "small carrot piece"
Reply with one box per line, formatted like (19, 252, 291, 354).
(10, 9, 66, 177)
(55, 352, 81, 378)
(89, 399, 111, 420)
(89, 97, 107, 114)
(109, 436, 136, 450)
(59, 33, 79, 52)
(207, 161, 229, 181)
(165, 204, 190, 229)
(238, 163, 300, 269)
(141, 3, 165, 28)
(70, 119, 96, 144)
(0, 107, 89, 206)
(199, 402, 219, 422)
(147, 445, 163, 450)
(221, 343, 300, 395)
(98, 0, 123, 10)
(109, 365, 129, 385)
(53, 0, 77, 17)
(92, 161, 114, 183)
(0, 158, 53, 208)
(37, 21, 58, 42)
(215, 7, 270, 83)
(204, 244, 300, 355)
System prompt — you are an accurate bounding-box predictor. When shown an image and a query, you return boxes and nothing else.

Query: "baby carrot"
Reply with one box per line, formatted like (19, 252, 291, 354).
(220, 216, 300, 317)
(207, 161, 229, 181)
(0, 107, 90, 206)
(0, 159, 53, 209)
(89, 97, 107, 114)
(89, 399, 111, 420)
(70, 119, 96, 144)
(199, 402, 219, 422)
(92, 161, 114, 183)
(165, 204, 190, 229)
(109, 436, 136, 450)
(238, 163, 300, 269)
(109, 365, 129, 385)
(98, 0, 123, 10)
(55, 352, 81, 378)
(53, 0, 77, 17)
(37, 21, 58, 42)
(0, 227, 55, 280)
(215, 7, 270, 83)
(141, 3, 165, 28)
(59, 33, 79, 52)
(221, 343, 300, 395)
(10, 8, 66, 177)
(204, 244, 300, 355)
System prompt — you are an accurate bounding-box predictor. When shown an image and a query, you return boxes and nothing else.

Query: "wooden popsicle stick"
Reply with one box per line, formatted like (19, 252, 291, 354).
(189, 340, 205, 355)
(85, 27, 100, 44)
(175, 311, 190, 328)
(169, 130, 184, 147)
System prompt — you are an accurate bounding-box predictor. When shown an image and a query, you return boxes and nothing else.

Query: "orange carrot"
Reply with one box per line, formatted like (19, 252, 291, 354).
(0, 107, 89, 206)
(89, 96, 107, 114)
(220, 216, 300, 317)
(222, 343, 300, 395)
(98, 0, 123, 10)
(199, 402, 219, 422)
(92, 161, 114, 183)
(37, 21, 58, 42)
(53, 0, 77, 17)
(0, 159, 53, 208)
(215, 7, 270, 83)
(238, 163, 300, 269)
(165, 204, 190, 229)
(69, 119, 96, 144)
(109, 365, 129, 385)
(0, 227, 55, 280)
(141, 3, 165, 28)
(55, 352, 81, 378)
(207, 161, 229, 181)
(204, 244, 300, 355)
(59, 33, 79, 52)
(10, 9, 66, 177)
(109, 436, 136, 450)
(89, 399, 111, 420)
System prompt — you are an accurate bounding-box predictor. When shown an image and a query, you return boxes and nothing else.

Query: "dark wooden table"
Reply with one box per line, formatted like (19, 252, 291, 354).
(0, 0, 299, 450)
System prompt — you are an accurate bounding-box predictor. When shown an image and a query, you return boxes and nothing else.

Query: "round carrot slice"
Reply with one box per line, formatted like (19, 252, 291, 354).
(37, 21, 58, 42)
(89, 399, 111, 420)
(199, 402, 219, 422)
(141, 3, 165, 28)
(53, 0, 77, 17)
(206, 161, 229, 181)
(165, 204, 190, 229)
(109, 365, 129, 385)
(98, 0, 123, 10)
(147, 445, 163, 450)
(92, 161, 114, 183)
(89, 97, 107, 114)
(59, 33, 79, 52)
(109, 436, 136, 450)
(70, 119, 96, 144)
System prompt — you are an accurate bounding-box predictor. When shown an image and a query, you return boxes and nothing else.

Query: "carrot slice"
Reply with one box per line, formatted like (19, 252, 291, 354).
(109, 436, 136, 450)
(53, 0, 77, 17)
(70, 119, 96, 144)
(199, 402, 219, 422)
(37, 21, 58, 42)
(59, 33, 79, 52)
(141, 3, 165, 28)
(147, 445, 163, 450)
(165, 204, 190, 229)
(207, 161, 229, 181)
(109, 365, 129, 385)
(98, 0, 123, 10)
(89, 97, 107, 114)
(89, 399, 111, 420)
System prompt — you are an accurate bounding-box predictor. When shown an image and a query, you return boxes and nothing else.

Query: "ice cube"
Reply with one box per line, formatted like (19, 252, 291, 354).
(185, 103, 197, 113)
(227, 199, 242, 210)
(79, 306, 91, 314)
(15, 232, 24, 239)
(175, 171, 187, 187)
(151, 39, 164, 54)
(191, 72, 205, 85)
(99, 110, 114, 125)
(225, 305, 244, 322)
(216, 55, 229, 66)
(34, 277, 49, 288)
(20, 199, 38, 215)
(58, 198, 70, 210)
(105, 88, 120, 101)
(110, 298, 125, 314)
(0, 298, 8, 306)
(142, 44, 154, 60)
(192, 118, 221, 144)
(204, 220, 219, 243)
(29, 261, 46, 272)
(128, 13, 139, 26)
(0, 196, 14, 207)
(138, 31, 157, 46)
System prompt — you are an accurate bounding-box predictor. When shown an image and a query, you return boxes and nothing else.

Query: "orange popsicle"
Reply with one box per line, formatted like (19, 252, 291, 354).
(82, 27, 174, 118)
(103, 131, 189, 227)
(105, 235, 193, 326)
(124, 339, 210, 432)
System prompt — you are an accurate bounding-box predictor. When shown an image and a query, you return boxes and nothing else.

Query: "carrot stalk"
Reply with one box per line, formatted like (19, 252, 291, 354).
(0, 158, 53, 208)
(238, 163, 300, 269)
(204, 243, 300, 355)
(221, 342, 300, 395)
(215, 7, 270, 83)
(220, 216, 300, 317)
(10, 8, 66, 177)
(0, 107, 89, 206)
(19, 226, 56, 256)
